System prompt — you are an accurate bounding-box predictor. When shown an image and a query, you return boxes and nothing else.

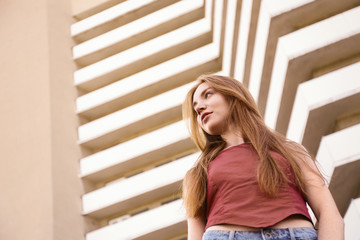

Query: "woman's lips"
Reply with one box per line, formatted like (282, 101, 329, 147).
(201, 112, 211, 123)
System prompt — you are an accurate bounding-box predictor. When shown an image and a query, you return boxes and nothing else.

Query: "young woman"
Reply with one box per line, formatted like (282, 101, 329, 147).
(182, 75, 343, 240)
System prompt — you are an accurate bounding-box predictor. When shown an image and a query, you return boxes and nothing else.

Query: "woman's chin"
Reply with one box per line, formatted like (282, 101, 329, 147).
(204, 127, 224, 136)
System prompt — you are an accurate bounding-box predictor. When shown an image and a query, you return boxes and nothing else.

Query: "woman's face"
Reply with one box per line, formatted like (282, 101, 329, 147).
(192, 82, 231, 135)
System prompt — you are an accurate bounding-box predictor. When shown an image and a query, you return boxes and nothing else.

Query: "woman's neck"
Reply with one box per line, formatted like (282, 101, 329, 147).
(221, 127, 244, 148)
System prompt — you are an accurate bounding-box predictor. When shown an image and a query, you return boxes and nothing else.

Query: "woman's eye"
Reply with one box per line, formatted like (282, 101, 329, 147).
(205, 92, 212, 98)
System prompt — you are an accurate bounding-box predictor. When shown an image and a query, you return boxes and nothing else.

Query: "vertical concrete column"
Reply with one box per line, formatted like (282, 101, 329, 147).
(0, 0, 84, 239)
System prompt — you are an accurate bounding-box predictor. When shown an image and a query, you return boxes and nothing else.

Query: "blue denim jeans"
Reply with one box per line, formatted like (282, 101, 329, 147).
(202, 227, 317, 240)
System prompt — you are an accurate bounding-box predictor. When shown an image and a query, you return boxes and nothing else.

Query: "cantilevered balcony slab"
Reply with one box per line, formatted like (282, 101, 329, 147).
(249, 0, 316, 105)
(72, 0, 126, 20)
(316, 124, 360, 216)
(86, 199, 186, 240)
(248, 0, 360, 113)
(76, 43, 220, 120)
(75, 0, 222, 120)
(219, 0, 239, 76)
(233, 0, 259, 84)
(287, 61, 360, 154)
(82, 153, 197, 218)
(344, 198, 360, 240)
(74, 17, 211, 91)
(78, 82, 194, 149)
(73, 0, 204, 65)
(264, 6, 360, 135)
(80, 121, 196, 182)
(72, 0, 180, 42)
(72, 0, 226, 93)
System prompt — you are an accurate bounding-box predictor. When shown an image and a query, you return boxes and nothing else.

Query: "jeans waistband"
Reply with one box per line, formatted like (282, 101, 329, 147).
(202, 227, 317, 240)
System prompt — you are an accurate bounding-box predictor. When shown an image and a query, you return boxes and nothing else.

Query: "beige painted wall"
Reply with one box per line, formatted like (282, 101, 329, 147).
(0, 0, 84, 239)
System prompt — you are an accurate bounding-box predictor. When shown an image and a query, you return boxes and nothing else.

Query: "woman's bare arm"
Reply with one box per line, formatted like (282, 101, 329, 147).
(300, 154, 344, 240)
(187, 217, 206, 240)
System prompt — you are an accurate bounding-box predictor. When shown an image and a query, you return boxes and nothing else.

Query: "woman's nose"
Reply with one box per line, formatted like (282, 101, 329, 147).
(196, 103, 206, 113)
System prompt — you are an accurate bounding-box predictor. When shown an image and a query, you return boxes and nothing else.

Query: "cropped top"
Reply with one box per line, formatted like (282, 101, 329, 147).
(205, 143, 311, 229)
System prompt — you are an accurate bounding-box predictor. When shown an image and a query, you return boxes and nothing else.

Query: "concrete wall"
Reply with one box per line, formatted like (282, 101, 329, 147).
(0, 0, 84, 239)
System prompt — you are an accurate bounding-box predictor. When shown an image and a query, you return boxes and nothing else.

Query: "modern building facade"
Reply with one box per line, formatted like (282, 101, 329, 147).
(1, 0, 359, 239)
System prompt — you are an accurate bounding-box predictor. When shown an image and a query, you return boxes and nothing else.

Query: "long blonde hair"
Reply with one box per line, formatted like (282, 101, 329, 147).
(182, 74, 316, 219)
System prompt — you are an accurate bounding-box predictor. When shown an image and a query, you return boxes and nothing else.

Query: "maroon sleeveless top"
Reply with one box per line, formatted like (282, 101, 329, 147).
(206, 143, 312, 229)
